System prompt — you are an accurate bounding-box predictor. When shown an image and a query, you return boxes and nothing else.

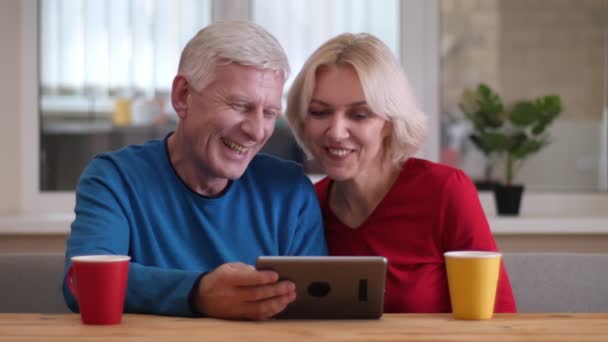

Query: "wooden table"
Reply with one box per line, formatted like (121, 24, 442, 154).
(1, 313, 607, 341)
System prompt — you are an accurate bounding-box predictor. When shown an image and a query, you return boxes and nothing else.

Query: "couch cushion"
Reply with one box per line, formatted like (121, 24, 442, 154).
(0, 253, 69, 313)
(503, 253, 608, 312)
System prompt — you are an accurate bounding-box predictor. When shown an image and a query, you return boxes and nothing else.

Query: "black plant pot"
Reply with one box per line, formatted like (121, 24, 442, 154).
(493, 184, 524, 216)
(474, 179, 499, 191)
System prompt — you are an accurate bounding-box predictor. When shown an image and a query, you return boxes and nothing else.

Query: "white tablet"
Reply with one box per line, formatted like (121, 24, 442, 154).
(256, 256, 387, 319)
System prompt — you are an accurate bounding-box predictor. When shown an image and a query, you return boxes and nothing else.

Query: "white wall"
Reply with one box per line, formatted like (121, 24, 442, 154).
(460, 120, 601, 191)
(0, 1, 22, 214)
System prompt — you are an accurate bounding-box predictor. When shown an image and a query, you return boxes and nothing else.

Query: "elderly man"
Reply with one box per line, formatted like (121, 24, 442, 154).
(63, 21, 327, 320)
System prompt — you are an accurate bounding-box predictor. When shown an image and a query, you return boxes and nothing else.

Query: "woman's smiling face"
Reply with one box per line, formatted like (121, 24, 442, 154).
(304, 64, 392, 182)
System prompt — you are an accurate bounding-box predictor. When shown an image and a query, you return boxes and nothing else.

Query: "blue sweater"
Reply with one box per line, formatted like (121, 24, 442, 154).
(63, 136, 327, 316)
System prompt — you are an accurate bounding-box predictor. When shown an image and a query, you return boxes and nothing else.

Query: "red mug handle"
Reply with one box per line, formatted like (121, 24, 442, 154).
(67, 266, 78, 301)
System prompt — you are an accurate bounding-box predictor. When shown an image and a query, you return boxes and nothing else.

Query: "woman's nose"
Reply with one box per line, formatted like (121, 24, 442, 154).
(326, 115, 349, 141)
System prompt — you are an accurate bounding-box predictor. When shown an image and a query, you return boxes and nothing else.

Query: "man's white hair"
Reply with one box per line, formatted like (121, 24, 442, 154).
(178, 21, 290, 91)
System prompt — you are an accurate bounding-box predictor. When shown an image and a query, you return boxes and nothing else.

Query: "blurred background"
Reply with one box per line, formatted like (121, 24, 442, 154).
(2, 0, 608, 254)
(0, 0, 605, 208)
(35, 0, 607, 193)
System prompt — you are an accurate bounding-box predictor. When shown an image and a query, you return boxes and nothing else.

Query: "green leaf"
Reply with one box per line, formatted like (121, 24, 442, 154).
(475, 84, 504, 121)
(469, 134, 490, 155)
(507, 132, 528, 152)
(511, 138, 546, 160)
(476, 132, 511, 152)
(460, 84, 505, 132)
(537, 95, 562, 119)
(480, 110, 503, 128)
(510, 101, 538, 126)
(530, 95, 562, 135)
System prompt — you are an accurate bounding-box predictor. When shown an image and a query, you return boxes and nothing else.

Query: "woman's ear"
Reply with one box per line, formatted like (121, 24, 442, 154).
(171, 75, 190, 119)
(382, 120, 393, 139)
(381, 120, 394, 153)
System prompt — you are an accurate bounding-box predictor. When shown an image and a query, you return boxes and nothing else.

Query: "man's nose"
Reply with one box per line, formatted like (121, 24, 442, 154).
(241, 110, 266, 142)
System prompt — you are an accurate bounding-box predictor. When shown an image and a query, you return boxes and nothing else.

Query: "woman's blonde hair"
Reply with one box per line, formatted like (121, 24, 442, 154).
(286, 33, 427, 165)
(178, 21, 290, 91)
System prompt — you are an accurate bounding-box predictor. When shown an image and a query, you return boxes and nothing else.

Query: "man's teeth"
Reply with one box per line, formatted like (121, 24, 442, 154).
(328, 148, 350, 156)
(223, 139, 247, 154)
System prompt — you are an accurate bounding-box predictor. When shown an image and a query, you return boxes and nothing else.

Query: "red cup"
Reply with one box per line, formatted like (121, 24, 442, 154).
(67, 255, 130, 325)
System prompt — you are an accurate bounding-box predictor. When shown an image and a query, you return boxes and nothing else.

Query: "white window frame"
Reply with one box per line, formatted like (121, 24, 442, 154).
(21, 0, 65, 215)
(20, 0, 248, 215)
(20, 0, 608, 218)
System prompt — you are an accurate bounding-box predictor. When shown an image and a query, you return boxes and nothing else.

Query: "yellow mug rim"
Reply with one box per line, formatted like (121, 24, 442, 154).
(444, 251, 501, 258)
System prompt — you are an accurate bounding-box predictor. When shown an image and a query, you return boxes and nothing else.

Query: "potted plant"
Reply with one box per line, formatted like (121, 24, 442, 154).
(459, 84, 562, 215)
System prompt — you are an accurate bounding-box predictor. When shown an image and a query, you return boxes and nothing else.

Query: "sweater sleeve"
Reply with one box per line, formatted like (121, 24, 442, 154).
(62, 158, 203, 317)
(438, 170, 517, 313)
(284, 174, 328, 256)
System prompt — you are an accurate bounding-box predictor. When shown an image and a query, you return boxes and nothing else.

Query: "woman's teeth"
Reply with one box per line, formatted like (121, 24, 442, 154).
(328, 148, 350, 156)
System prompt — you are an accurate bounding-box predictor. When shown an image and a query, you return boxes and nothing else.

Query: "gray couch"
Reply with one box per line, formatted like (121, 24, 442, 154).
(1, 252, 607, 313)
(503, 253, 608, 312)
(0, 253, 69, 313)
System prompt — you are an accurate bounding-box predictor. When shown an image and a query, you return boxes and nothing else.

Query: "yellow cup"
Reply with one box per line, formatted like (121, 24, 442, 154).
(113, 98, 132, 126)
(444, 251, 501, 320)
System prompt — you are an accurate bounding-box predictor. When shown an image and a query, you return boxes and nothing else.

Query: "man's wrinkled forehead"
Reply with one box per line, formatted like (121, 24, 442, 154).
(217, 59, 287, 82)
(211, 63, 285, 106)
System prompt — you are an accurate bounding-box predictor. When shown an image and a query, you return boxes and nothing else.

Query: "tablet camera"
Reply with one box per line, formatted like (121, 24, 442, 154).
(307, 281, 331, 297)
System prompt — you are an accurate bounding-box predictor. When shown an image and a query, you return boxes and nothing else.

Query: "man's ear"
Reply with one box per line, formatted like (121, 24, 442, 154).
(171, 75, 190, 119)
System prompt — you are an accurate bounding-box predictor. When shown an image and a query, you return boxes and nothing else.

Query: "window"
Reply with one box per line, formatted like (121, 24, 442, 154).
(41, 0, 210, 100)
(39, 0, 211, 191)
(253, 0, 399, 91)
(37, 0, 401, 192)
(23, 0, 607, 217)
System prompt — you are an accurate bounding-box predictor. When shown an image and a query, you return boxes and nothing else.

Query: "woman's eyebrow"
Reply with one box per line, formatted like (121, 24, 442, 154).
(310, 99, 368, 107)
(310, 99, 331, 106)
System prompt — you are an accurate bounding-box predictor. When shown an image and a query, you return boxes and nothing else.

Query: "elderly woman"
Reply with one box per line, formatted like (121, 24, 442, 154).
(286, 33, 516, 313)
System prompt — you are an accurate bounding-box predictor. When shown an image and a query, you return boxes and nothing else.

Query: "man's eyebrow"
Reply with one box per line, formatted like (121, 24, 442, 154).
(266, 105, 281, 112)
(226, 95, 281, 111)
(225, 95, 250, 103)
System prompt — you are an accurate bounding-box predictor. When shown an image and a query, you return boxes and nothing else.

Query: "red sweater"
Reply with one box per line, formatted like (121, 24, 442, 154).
(315, 158, 516, 313)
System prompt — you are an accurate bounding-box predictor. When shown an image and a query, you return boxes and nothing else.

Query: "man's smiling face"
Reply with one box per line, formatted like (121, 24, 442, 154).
(181, 63, 285, 181)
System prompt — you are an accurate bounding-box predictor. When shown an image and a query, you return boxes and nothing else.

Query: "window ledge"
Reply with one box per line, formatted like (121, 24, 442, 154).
(488, 216, 608, 235)
(0, 213, 74, 234)
(1, 213, 608, 236)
